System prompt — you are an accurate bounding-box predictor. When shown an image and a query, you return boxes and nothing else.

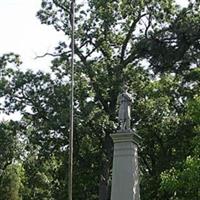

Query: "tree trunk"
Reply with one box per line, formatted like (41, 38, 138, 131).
(98, 160, 110, 200)
(99, 134, 113, 200)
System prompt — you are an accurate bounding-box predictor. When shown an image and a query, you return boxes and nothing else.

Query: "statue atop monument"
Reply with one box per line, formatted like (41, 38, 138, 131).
(117, 85, 133, 132)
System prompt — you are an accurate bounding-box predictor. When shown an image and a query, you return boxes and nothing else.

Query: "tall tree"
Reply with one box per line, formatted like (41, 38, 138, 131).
(0, 0, 200, 199)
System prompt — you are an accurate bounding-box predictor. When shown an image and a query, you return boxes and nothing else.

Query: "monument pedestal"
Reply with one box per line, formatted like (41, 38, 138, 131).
(110, 132, 141, 200)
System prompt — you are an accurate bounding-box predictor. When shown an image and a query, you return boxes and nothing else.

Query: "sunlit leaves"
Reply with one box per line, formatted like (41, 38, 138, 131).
(160, 155, 200, 199)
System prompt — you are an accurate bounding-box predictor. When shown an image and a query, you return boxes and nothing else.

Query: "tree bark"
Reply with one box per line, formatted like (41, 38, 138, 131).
(99, 134, 113, 200)
(98, 160, 110, 200)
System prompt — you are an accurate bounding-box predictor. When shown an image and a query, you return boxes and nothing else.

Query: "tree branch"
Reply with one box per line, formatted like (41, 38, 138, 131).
(88, 34, 111, 58)
(34, 52, 67, 59)
(123, 51, 139, 66)
(74, 44, 109, 113)
(120, 13, 147, 62)
(144, 15, 152, 39)
(52, 0, 70, 15)
(140, 154, 153, 175)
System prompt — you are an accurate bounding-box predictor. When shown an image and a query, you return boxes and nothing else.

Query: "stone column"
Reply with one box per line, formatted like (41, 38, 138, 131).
(110, 132, 141, 200)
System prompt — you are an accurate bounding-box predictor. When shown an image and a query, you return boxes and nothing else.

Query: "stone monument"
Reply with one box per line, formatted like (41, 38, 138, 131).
(117, 85, 132, 132)
(110, 86, 141, 200)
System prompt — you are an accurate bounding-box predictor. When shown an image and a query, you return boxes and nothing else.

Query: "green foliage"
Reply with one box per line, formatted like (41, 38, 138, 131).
(160, 94, 200, 200)
(0, 0, 200, 199)
(0, 164, 25, 200)
(160, 145, 200, 200)
(0, 121, 23, 172)
(22, 155, 65, 200)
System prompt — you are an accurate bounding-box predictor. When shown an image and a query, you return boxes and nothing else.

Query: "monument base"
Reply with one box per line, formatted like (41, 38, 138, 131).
(110, 132, 141, 200)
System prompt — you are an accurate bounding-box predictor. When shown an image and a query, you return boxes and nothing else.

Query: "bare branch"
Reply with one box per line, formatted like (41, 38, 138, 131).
(74, 44, 87, 64)
(85, 47, 98, 59)
(34, 52, 62, 59)
(144, 15, 152, 39)
(123, 51, 139, 66)
(34, 51, 71, 60)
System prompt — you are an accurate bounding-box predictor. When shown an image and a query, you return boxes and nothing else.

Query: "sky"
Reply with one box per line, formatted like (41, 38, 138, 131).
(0, 0, 189, 121)
(0, 0, 66, 72)
(0, 0, 66, 121)
(0, 0, 188, 71)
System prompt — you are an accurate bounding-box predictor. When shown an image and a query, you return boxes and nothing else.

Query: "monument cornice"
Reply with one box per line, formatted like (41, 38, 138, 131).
(111, 132, 142, 146)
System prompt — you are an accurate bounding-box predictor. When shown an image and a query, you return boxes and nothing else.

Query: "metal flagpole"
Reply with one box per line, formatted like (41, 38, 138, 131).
(69, 0, 75, 200)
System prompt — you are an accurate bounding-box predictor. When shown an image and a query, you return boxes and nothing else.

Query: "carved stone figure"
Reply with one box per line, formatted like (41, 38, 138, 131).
(117, 85, 133, 131)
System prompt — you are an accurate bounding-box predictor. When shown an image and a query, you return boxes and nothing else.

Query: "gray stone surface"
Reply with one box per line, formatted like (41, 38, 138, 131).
(111, 132, 140, 200)
(117, 85, 133, 131)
